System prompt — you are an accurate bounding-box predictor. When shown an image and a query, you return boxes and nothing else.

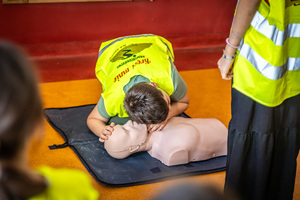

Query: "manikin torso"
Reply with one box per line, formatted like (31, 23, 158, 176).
(104, 117, 227, 166)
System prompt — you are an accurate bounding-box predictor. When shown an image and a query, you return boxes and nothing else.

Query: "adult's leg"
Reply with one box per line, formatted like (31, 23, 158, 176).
(265, 94, 300, 200)
(225, 89, 300, 200)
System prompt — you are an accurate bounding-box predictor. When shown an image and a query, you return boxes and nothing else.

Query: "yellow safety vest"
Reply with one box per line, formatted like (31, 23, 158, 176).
(95, 34, 175, 118)
(233, 0, 300, 107)
(30, 166, 98, 200)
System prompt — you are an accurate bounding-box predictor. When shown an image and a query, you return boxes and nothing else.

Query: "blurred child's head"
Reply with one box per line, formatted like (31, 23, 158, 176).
(0, 41, 43, 162)
(151, 182, 231, 200)
(124, 82, 169, 124)
(0, 41, 47, 200)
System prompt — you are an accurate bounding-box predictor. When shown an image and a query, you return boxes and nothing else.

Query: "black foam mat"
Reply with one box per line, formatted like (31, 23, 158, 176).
(44, 105, 226, 186)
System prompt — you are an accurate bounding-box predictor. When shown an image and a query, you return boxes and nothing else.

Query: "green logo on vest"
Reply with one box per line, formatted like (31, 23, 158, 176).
(110, 43, 152, 62)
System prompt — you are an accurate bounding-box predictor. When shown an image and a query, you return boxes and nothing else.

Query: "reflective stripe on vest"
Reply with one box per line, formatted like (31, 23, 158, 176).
(239, 43, 300, 80)
(233, 0, 300, 107)
(250, 11, 300, 46)
(95, 34, 175, 117)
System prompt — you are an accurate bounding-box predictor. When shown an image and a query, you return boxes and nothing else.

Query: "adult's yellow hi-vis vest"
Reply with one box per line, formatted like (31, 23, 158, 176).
(233, 0, 300, 107)
(95, 34, 175, 118)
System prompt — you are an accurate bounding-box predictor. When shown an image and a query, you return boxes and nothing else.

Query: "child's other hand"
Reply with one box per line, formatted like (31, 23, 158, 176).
(99, 122, 115, 142)
(147, 120, 167, 134)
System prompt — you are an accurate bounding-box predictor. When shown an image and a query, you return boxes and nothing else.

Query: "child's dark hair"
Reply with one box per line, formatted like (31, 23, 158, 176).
(124, 82, 169, 124)
(0, 41, 48, 199)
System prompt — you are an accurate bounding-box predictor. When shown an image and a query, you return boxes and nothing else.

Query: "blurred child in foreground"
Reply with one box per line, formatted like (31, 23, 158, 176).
(0, 41, 98, 200)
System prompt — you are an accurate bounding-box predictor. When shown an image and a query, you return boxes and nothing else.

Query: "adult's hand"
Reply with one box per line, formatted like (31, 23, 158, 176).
(217, 56, 235, 80)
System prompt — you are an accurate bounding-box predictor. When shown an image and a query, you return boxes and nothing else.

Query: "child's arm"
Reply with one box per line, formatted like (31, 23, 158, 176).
(168, 92, 189, 120)
(87, 105, 115, 142)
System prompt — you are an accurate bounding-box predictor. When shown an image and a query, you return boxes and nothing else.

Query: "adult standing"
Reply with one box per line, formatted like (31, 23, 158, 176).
(218, 0, 300, 200)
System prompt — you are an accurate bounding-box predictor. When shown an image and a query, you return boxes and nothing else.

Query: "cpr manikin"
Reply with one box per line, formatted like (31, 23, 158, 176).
(104, 117, 227, 166)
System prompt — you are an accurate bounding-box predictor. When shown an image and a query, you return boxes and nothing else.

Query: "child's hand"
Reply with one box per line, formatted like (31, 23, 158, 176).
(147, 120, 167, 134)
(99, 122, 115, 142)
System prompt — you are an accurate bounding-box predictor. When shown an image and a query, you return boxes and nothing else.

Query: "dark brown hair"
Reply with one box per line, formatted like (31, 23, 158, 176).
(123, 82, 169, 124)
(0, 41, 48, 199)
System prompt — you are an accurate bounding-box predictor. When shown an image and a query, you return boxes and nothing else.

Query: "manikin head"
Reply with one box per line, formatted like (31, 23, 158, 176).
(104, 120, 148, 159)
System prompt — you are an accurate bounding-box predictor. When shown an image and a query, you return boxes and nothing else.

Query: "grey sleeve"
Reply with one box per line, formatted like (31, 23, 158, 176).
(96, 97, 111, 119)
(170, 62, 187, 101)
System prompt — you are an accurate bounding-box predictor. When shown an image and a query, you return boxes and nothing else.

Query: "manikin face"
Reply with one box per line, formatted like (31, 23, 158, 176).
(121, 120, 148, 145)
(104, 120, 148, 158)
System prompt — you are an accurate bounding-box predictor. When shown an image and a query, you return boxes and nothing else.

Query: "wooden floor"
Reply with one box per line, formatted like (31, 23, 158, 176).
(28, 65, 300, 199)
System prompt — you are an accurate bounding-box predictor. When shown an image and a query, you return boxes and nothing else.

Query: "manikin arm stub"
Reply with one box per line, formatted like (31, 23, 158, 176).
(104, 117, 228, 166)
